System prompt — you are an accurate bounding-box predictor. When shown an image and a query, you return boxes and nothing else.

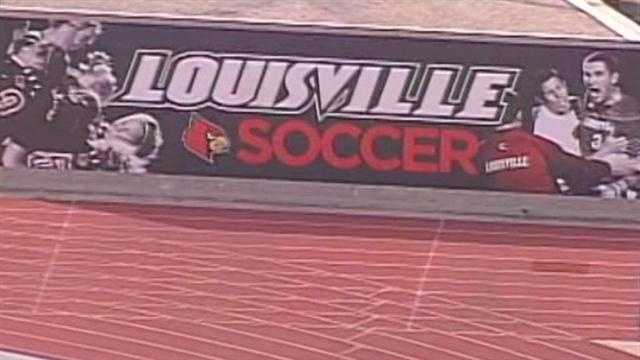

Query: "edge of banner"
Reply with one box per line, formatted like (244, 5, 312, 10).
(0, 6, 638, 230)
(0, 169, 638, 230)
(0, 4, 630, 45)
(566, 0, 640, 41)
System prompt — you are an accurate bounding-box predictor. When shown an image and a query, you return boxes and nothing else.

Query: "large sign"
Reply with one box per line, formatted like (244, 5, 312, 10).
(2, 9, 640, 197)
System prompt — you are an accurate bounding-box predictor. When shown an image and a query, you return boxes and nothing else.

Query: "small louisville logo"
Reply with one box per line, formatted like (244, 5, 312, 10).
(182, 113, 231, 164)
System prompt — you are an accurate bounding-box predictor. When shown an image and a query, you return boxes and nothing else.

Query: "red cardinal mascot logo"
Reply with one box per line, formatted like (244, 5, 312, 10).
(182, 113, 231, 164)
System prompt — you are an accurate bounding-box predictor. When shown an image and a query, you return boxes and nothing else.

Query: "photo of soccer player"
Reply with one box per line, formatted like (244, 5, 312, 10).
(83, 113, 164, 174)
(0, 27, 51, 133)
(478, 116, 640, 196)
(578, 51, 640, 198)
(0, 18, 164, 173)
(579, 51, 640, 158)
(529, 68, 582, 156)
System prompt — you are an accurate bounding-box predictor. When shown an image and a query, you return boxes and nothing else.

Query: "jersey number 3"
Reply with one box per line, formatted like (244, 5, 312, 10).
(590, 133, 604, 151)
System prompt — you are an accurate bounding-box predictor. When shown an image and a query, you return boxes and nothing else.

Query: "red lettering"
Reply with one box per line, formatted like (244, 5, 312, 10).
(402, 127, 439, 173)
(440, 129, 479, 175)
(272, 120, 321, 167)
(236, 118, 480, 177)
(360, 125, 401, 171)
(237, 118, 273, 165)
(321, 123, 362, 169)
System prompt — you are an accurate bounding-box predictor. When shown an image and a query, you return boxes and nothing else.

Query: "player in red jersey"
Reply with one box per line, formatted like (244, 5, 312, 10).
(576, 51, 640, 197)
(478, 119, 639, 195)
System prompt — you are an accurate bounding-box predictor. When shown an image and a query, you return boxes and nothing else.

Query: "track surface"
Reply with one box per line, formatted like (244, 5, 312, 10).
(0, 197, 638, 360)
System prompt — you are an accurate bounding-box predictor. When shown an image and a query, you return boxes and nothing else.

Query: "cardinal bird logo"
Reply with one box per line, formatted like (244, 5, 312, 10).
(182, 113, 231, 164)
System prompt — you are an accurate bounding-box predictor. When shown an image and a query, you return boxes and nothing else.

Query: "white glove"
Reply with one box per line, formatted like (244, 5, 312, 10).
(598, 153, 640, 177)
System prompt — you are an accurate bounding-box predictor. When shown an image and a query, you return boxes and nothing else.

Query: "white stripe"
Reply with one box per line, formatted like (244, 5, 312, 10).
(407, 218, 445, 330)
(566, 0, 640, 41)
(0, 351, 48, 360)
(592, 340, 640, 357)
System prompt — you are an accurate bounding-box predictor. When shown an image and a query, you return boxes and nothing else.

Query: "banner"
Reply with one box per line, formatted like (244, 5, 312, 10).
(2, 9, 640, 198)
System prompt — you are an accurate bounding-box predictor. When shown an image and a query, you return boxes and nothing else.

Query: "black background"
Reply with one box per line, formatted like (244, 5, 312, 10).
(2, 14, 640, 190)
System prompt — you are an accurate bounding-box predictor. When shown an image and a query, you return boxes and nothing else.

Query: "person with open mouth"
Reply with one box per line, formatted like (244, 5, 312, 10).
(580, 51, 640, 158)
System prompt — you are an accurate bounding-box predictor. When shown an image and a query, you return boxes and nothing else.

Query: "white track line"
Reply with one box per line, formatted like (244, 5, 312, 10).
(407, 219, 444, 330)
(32, 203, 75, 314)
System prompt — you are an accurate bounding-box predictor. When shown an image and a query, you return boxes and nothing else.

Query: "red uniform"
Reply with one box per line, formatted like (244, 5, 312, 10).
(579, 94, 640, 156)
(478, 125, 610, 195)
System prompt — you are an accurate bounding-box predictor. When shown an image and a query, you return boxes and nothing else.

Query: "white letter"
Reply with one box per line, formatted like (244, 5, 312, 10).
(457, 71, 512, 120)
(213, 59, 265, 106)
(342, 66, 383, 113)
(275, 63, 315, 110)
(413, 68, 457, 117)
(166, 56, 218, 106)
(370, 68, 413, 114)
(250, 61, 289, 108)
(315, 64, 359, 112)
(120, 53, 167, 102)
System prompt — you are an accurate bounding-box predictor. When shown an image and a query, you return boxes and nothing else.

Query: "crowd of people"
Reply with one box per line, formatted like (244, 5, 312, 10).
(0, 18, 163, 173)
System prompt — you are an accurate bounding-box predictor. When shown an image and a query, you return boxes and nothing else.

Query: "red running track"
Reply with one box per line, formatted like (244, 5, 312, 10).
(0, 197, 638, 360)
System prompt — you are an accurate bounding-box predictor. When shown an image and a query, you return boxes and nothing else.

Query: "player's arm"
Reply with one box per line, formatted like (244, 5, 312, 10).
(1, 139, 28, 168)
(586, 136, 628, 160)
(544, 140, 611, 195)
(587, 136, 640, 178)
(43, 47, 69, 89)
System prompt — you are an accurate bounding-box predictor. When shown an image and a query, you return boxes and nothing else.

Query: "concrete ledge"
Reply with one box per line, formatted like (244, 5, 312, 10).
(0, 169, 639, 229)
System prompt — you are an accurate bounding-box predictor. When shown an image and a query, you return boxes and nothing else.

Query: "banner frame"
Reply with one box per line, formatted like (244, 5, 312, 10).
(2, 5, 640, 50)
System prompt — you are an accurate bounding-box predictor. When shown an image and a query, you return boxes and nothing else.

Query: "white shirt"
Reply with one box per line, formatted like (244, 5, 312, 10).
(533, 105, 582, 156)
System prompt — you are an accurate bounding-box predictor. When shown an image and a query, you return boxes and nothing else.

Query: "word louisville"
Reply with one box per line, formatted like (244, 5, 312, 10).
(113, 50, 520, 125)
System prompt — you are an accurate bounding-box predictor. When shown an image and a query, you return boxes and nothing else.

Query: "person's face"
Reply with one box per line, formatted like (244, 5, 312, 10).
(73, 67, 116, 103)
(43, 24, 76, 51)
(43, 22, 99, 52)
(16, 42, 48, 71)
(105, 120, 145, 156)
(72, 25, 99, 50)
(582, 60, 619, 104)
(540, 76, 570, 114)
(75, 71, 98, 91)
